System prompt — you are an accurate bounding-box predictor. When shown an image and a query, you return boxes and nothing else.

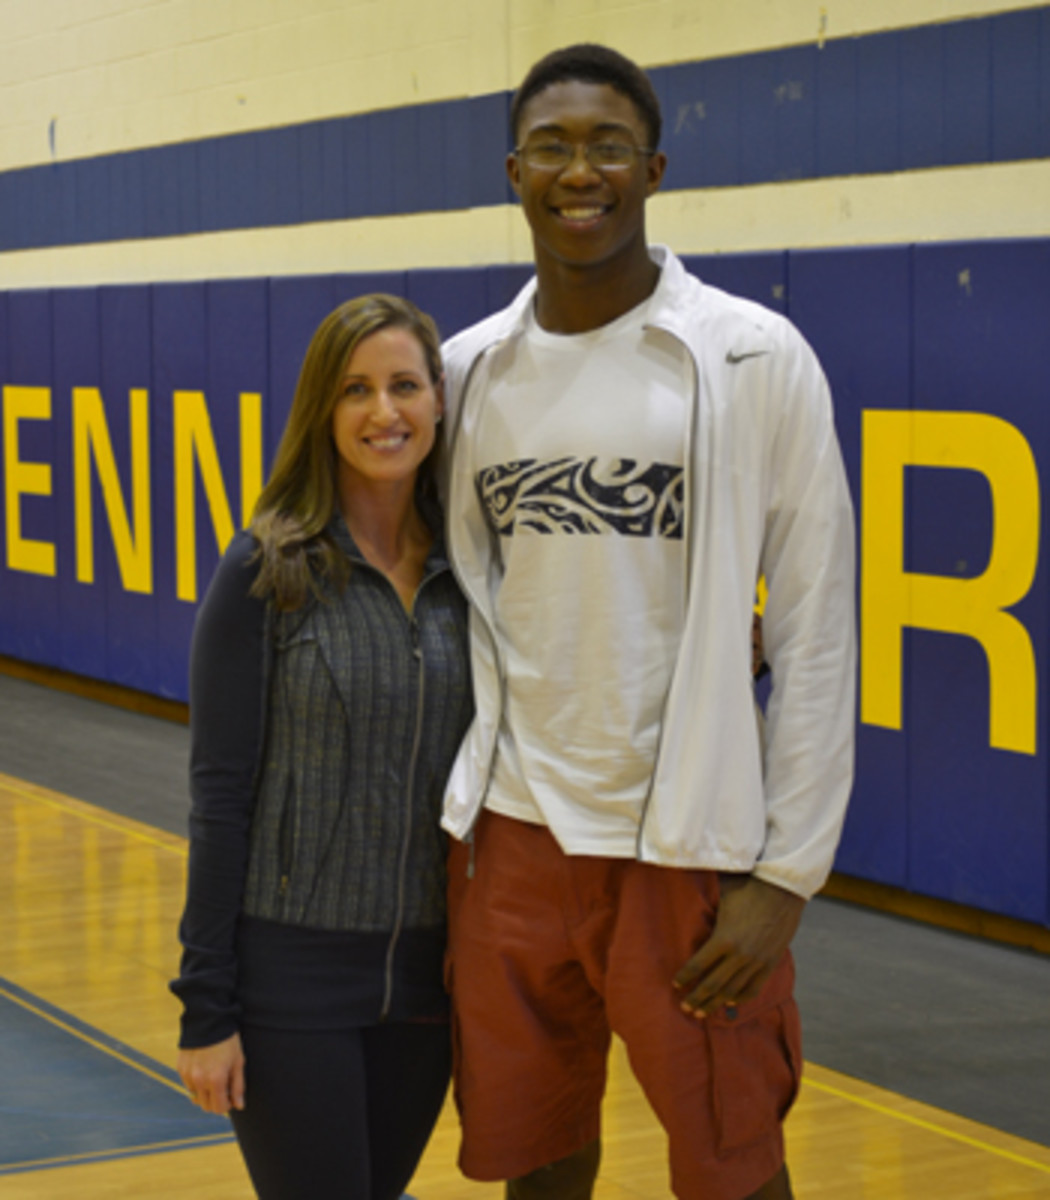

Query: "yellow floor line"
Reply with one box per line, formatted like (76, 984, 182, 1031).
(6, 771, 1050, 1179)
(0, 773, 187, 855)
(804, 1074, 1050, 1174)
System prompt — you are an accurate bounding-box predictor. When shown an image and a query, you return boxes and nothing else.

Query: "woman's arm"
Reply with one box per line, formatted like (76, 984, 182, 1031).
(170, 530, 268, 1049)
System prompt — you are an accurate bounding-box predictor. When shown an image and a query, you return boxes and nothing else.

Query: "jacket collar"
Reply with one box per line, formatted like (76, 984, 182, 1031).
(491, 245, 699, 348)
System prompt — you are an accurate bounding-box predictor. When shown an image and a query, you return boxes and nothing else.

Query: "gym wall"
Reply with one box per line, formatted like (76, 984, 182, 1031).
(1, 0, 1048, 925)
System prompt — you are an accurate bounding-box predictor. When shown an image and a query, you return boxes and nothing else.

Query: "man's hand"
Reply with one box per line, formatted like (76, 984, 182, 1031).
(177, 1032, 246, 1115)
(673, 875, 805, 1018)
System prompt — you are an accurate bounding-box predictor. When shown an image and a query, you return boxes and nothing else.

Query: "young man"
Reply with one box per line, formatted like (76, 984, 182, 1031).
(440, 44, 856, 1200)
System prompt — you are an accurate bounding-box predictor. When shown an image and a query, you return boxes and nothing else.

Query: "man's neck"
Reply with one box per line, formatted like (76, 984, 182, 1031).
(532, 245, 660, 335)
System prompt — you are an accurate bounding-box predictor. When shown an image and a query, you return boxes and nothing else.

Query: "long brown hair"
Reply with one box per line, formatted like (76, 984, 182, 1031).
(250, 294, 443, 611)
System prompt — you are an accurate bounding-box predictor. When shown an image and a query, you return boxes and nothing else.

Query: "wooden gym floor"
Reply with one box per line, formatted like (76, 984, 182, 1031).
(1, 671, 1049, 1198)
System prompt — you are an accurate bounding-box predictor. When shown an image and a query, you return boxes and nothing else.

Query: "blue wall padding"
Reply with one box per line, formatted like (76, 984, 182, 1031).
(814, 37, 858, 176)
(151, 283, 206, 697)
(484, 265, 534, 314)
(299, 120, 347, 225)
(683, 252, 787, 314)
(2, 291, 59, 667)
(788, 246, 913, 891)
(341, 115, 372, 219)
(740, 46, 817, 184)
(111, 152, 148, 243)
(906, 242, 1050, 921)
(991, 10, 1042, 160)
(269, 128, 305, 227)
(942, 19, 992, 165)
(101, 285, 157, 693)
(899, 25, 943, 169)
(659, 55, 743, 188)
(856, 32, 900, 175)
(416, 103, 450, 212)
(4, 9, 1050, 251)
(468, 93, 514, 207)
(366, 111, 404, 216)
(2, 241, 1050, 926)
(408, 270, 491, 342)
(52, 289, 104, 683)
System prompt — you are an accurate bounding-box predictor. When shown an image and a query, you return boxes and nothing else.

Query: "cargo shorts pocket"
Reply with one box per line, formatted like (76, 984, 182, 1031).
(705, 993, 802, 1155)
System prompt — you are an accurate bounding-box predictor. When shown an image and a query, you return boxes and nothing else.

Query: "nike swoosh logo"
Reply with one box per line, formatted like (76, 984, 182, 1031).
(726, 349, 769, 365)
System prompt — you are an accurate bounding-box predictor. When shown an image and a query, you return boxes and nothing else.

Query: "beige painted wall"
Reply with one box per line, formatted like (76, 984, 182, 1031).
(0, 0, 1044, 286)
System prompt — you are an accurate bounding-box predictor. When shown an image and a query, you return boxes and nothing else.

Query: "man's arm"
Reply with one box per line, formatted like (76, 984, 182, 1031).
(675, 613, 801, 1017)
(674, 322, 854, 1017)
(752, 330, 856, 895)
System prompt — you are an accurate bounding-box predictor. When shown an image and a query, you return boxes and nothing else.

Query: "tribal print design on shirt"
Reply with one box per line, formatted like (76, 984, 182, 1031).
(468, 295, 690, 854)
(476, 457, 684, 539)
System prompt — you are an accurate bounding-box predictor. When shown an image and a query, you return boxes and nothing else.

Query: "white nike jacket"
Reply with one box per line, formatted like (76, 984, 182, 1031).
(440, 246, 856, 899)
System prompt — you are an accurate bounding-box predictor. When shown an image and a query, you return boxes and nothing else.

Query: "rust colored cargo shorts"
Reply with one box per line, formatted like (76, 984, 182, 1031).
(446, 811, 802, 1200)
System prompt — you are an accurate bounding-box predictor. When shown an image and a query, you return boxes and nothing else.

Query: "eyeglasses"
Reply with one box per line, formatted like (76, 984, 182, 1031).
(514, 139, 654, 172)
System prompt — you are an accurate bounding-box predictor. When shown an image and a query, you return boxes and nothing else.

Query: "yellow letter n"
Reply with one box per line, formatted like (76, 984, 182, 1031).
(173, 390, 263, 603)
(73, 387, 153, 593)
(861, 410, 1039, 755)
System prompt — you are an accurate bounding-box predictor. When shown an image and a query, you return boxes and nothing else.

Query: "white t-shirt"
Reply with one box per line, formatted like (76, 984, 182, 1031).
(475, 297, 691, 856)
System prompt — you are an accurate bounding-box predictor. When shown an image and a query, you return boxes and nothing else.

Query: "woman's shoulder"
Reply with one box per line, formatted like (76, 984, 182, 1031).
(221, 527, 261, 568)
(190, 530, 268, 669)
(199, 529, 264, 615)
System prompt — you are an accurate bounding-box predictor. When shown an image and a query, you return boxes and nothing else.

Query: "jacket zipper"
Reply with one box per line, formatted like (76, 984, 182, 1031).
(277, 671, 299, 897)
(444, 345, 512, 865)
(634, 325, 699, 861)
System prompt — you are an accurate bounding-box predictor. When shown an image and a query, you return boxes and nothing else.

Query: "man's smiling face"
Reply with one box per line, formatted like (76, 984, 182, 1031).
(507, 80, 666, 277)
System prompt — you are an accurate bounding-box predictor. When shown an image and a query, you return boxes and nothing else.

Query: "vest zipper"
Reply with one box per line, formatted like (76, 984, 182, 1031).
(277, 773, 295, 897)
(380, 613, 426, 1020)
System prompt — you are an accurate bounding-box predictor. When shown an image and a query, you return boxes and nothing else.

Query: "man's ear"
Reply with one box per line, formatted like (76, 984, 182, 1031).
(506, 151, 523, 198)
(646, 150, 668, 197)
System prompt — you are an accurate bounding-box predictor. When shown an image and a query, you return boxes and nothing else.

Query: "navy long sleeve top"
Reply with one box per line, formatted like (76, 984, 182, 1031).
(171, 517, 473, 1048)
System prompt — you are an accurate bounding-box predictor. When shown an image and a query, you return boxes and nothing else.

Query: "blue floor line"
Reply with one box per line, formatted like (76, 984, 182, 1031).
(0, 976, 184, 1086)
(0, 1133, 236, 1177)
(0, 976, 231, 1173)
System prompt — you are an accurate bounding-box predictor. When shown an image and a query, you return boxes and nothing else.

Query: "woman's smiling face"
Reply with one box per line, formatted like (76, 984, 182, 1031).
(331, 325, 443, 494)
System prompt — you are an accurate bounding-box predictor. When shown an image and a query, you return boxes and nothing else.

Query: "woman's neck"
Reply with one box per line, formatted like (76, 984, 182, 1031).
(338, 479, 433, 610)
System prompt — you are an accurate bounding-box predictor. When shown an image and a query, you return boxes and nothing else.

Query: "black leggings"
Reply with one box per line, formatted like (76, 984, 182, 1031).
(230, 1022, 451, 1200)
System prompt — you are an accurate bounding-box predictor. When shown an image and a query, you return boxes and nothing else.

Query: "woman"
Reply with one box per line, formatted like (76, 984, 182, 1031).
(171, 294, 473, 1199)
